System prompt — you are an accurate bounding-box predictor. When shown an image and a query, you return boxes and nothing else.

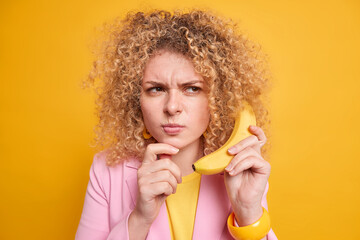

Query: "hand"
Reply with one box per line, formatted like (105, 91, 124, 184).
(224, 125, 271, 226)
(132, 143, 182, 227)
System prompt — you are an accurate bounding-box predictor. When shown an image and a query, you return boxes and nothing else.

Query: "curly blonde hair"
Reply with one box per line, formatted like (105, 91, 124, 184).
(82, 9, 272, 167)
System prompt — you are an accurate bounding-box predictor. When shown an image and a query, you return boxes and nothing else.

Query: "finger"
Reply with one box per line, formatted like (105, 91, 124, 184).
(225, 146, 260, 172)
(141, 170, 179, 194)
(248, 125, 267, 147)
(227, 135, 259, 155)
(143, 143, 179, 163)
(249, 125, 267, 147)
(142, 158, 182, 183)
(149, 182, 174, 196)
(228, 156, 270, 176)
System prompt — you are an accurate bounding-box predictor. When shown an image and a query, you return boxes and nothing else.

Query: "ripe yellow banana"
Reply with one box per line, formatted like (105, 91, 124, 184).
(192, 101, 256, 175)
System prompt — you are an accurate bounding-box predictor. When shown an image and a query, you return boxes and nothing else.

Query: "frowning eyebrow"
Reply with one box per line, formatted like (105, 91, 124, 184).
(144, 80, 204, 86)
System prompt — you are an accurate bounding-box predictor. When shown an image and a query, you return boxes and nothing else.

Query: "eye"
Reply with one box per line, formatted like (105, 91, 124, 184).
(185, 86, 201, 93)
(147, 87, 164, 93)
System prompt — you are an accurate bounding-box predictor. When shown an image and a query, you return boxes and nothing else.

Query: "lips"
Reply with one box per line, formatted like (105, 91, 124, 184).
(162, 124, 185, 134)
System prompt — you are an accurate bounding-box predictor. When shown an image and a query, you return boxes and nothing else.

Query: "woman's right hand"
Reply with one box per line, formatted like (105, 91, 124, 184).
(132, 143, 182, 227)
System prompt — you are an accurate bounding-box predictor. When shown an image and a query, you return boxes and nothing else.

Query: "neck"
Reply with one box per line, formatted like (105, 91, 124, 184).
(171, 138, 204, 176)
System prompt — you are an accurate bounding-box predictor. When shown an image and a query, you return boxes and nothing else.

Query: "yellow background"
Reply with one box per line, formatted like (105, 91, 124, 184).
(1, 0, 359, 239)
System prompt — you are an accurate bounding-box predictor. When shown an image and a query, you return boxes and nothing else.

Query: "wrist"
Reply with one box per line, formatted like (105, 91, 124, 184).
(227, 207, 271, 240)
(130, 209, 153, 228)
(128, 210, 152, 240)
(233, 205, 263, 227)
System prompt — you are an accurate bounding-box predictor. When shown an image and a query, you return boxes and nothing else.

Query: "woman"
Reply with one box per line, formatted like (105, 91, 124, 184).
(76, 9, 277, 240)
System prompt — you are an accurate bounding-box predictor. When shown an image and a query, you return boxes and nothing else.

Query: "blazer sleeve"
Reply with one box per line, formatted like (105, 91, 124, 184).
(75, 153, 132, 240)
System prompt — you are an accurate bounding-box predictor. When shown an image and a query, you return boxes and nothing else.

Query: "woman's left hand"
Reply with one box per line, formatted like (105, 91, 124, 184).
(224, 125, 271, 226)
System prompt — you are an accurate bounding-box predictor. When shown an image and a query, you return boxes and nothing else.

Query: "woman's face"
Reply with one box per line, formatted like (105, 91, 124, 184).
(140, 50, 210, 150)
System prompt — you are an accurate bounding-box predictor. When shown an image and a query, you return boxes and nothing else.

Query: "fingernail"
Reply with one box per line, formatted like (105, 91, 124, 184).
(250, 125, 257, 130)
(230, 170, 235, 175)
(228, 147, 236, 154)
(171, 147, 179, 153)
(225, 164, 232, 171)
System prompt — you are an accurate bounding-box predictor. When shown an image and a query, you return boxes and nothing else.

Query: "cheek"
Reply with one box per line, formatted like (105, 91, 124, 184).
(140, 98, 151, 123)
(193, 99, 210, 126)
(140, 103, 158, 127)
(140, 94, 159, 117)
(141, 106, 151, 123)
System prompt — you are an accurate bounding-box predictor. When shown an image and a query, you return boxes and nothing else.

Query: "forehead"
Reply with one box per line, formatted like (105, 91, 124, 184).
(143, 50, 204, 84)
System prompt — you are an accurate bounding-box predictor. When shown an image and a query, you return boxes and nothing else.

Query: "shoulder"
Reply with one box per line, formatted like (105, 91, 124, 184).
(89, 149, 111, 181)
(87, 150, 141, 201)
(90, 149, 141, 179)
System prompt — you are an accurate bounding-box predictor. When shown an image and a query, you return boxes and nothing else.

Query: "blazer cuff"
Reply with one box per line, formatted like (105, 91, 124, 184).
(106, 211, 132, 240)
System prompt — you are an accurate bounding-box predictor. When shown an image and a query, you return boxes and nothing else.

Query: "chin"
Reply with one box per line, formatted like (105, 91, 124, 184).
(156, 136, 199, 150)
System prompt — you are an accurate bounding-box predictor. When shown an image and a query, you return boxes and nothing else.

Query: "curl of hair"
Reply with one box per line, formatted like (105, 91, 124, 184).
(81, 8, 272, 167)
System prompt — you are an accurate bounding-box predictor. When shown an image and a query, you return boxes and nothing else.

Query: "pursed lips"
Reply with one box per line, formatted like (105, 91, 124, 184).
(162, 123, 185, 134)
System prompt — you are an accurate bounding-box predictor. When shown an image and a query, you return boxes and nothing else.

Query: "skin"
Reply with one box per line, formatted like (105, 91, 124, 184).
(225, 126, 270, 235)
(129, 50, 270, 240)
(140, 49, 210, 176)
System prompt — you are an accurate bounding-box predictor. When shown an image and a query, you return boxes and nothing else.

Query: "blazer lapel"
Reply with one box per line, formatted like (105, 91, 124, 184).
(193, 174, 232, 240)
(125, 159, 171, 240)
(125, 159, 141, 208)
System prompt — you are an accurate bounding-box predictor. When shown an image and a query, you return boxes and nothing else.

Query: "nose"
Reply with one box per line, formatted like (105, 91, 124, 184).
(164, 89, 183, 115)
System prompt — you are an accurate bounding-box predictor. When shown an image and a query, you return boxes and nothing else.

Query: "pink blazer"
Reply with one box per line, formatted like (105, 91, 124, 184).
(75, 150, 278, 240)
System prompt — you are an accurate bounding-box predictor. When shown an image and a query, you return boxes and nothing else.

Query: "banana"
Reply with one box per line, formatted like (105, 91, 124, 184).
(192, 101, 256, 175)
